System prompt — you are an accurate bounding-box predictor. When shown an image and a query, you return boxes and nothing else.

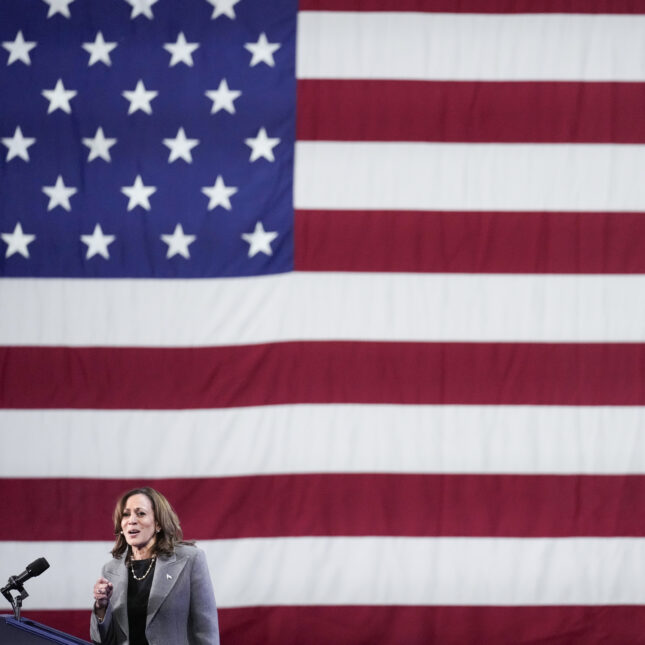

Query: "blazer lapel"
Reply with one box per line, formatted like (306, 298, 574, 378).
(146, 551, 187, 627)
(105, 557, 128, 638)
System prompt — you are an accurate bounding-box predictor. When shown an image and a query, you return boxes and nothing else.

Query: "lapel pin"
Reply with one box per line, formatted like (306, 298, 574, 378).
(167, 574, 172, 580)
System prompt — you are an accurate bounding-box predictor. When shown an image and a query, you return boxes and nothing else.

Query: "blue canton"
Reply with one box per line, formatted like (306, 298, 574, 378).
(0, 0, 296, 277)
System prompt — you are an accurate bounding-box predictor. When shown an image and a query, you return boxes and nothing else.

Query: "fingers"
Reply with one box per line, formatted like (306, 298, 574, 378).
(93, 578, 113, 606)
(96, 583, 113, 597)
(93, 579, 112, 594)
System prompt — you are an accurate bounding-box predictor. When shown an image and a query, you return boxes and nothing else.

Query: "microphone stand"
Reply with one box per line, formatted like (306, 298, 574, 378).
(1, 577, 29, 621)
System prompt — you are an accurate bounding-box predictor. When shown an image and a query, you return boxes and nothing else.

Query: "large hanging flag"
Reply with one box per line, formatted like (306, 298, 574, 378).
(2, 0, 645, 643)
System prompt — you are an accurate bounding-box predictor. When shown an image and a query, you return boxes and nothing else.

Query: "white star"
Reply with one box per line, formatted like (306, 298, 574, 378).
(206, 0, 241, 19)
(122, 80, 158, 115)
(42, 0, 75, 18)
(82, 32, 117, 66)
(124, 0, 158, 19)
(163, 127, 199, 163)
(161, 223, 196, 259)
(42, 175, 77, 211)
(2, 127, 36, 162)
(2, 222, 36, 259)
(42, 79, 77, 114)
(245, 127, 280, 162)
(242, 221, 278, 258)
(82, 127, 117, 162)
(3, 31, 37, 66)
(201, 175, 238, 211)
(205, 79, 241, 115)
(163, 32, 200, 67)
(81, 223, 115, 260)
(121, 175, 157, 211)
(244, 32, 280, 67)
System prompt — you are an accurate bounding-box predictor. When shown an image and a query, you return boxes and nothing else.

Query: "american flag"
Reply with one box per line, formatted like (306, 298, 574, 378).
(2, 0, 645, 643)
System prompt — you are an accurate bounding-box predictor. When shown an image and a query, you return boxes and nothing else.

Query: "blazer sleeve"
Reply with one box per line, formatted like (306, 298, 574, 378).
(188, 547, 220, 645)
(90, 563, 118, 645)
(90, 601, 117, 645)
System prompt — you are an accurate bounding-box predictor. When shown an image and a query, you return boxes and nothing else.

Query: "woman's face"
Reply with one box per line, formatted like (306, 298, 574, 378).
(121, 493, 159, 553)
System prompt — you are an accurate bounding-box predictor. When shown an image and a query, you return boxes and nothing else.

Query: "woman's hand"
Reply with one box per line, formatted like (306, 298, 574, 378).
(93, 577, 113, 619)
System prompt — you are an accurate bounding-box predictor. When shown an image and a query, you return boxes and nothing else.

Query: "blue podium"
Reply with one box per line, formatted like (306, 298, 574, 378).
(0, 615, 91, 644)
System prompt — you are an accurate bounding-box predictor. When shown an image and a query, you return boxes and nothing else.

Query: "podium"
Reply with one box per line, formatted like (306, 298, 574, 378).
(0, 615, 91, 644)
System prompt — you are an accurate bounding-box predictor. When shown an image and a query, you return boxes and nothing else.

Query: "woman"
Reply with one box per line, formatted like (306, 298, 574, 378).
(90, 487, 220, 645)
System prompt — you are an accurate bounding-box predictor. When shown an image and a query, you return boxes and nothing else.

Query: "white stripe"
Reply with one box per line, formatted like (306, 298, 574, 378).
(296, 12, 645, 81)
(294, 142, 645, 212)
(3, 273, 645, 345)
(2, 538, 645, 608)
(2, 406, 645, 477)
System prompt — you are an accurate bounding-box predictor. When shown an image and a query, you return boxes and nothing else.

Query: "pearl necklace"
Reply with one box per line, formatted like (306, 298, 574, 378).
(130, 556, 156, 581)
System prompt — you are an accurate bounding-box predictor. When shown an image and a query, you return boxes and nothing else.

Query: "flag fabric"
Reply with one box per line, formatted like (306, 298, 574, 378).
(2, 0, 645, 643)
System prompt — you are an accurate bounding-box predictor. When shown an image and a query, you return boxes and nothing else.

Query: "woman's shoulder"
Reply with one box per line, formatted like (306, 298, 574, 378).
(173, 542, 202, 560)
(102, 554, 126, 576)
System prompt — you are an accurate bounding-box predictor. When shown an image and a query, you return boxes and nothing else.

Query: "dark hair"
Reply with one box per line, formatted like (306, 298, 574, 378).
(110, 487, 194, 560)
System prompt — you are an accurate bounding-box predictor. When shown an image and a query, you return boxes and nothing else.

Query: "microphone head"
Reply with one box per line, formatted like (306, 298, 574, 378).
(27, 558, 50, 577)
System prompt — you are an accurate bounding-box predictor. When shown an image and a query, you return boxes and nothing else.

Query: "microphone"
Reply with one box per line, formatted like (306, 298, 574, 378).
(1, 558, 50, 594)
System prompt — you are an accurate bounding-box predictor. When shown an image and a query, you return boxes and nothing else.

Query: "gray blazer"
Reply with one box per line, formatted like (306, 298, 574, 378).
(90, 544, 219, 645)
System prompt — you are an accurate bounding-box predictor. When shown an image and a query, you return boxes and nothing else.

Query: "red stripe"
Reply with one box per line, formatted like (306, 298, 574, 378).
(1, 475, 644, 540)
(21, 606, 645, 645)
(3, 342, 645, 408)
(222, 606, 645, 645)
(297, 81, 645, 144)
(299, 0, 645, 13)
(294, 209, 645, 273)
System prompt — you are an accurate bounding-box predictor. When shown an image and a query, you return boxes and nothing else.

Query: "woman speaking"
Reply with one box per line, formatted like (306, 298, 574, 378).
(90, 487, 220, 645)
